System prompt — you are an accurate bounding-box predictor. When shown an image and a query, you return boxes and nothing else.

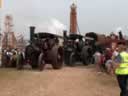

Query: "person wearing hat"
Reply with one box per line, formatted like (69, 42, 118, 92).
(114, 42, 128, 96)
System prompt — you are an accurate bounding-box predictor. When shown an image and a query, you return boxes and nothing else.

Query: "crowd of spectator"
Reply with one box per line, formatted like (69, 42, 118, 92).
(93, 44, 126, 75)
(0, 48, 24, 67)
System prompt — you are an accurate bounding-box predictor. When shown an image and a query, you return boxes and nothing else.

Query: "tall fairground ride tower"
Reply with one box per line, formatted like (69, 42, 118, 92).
(70, 0, 77, 34)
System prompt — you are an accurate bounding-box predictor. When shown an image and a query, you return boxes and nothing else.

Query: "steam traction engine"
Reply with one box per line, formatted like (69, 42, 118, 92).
(17, 26, 63, 71)
(85, 31, 127, 57)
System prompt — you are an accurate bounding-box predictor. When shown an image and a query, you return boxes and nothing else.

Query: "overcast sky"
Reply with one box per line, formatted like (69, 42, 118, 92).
(1, 0, 128, 39)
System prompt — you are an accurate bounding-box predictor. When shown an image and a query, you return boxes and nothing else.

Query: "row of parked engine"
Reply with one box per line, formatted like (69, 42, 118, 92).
(1, 26, 104, 71)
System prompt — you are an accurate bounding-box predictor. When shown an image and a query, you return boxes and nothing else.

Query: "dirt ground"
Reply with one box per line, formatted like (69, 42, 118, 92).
(0, 65, 119, 96)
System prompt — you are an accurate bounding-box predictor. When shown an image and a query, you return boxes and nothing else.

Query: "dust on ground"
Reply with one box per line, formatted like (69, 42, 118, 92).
(0, 65, 119, 96)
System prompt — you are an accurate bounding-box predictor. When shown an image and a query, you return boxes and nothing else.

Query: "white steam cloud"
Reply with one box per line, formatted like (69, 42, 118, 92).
(36, 18, 67, 37)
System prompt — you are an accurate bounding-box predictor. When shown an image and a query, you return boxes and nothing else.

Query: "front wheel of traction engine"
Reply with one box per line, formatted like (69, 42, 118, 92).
(38, 53, 45, 71)
(69, 52, 75, 67)
(81, 46, 91, 65)
(64, 51, 71, 66)
(52, 46, 63, 69)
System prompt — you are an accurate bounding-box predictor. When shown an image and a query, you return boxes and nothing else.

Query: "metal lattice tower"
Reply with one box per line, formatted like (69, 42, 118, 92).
(4, 15, 13, 33)
(2, 15, 17, 49)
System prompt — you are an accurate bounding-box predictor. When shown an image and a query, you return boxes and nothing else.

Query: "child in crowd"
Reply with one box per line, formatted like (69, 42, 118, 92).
(93, 51, 104, 73)
(105, 48, 119, 75)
